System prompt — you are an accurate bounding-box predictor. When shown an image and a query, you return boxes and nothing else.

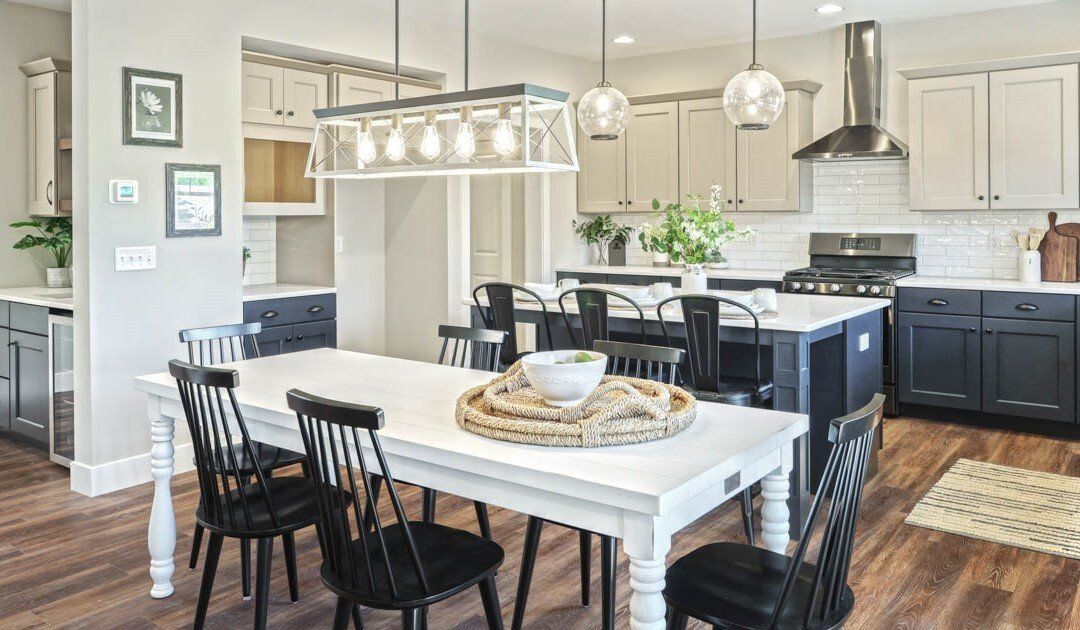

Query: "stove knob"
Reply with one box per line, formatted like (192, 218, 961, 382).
(830, 283, 842, 293)
(869, 286, 882, 295)
(789, 282, 801, 291)
(856, 285, 867, 294)
(803, 283, 816, 292)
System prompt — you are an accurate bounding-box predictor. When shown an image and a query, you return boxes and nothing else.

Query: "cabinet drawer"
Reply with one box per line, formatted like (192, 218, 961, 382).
(898, 288, 980, 315)
(244, 293, 336, 327)
(982, 291, 1075, 322)
(722, 279, 782, 292)
(9, 303, 49, 335)
(0, 300, 8, 327)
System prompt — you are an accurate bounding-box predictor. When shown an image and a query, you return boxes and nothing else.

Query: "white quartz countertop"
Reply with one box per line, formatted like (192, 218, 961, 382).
(242, 284, 336, 302)
(898, 276, 1080, 295)
(0, 286, 73, 310)
(557, 264, 784, 281)
(469, 291, 888, 333)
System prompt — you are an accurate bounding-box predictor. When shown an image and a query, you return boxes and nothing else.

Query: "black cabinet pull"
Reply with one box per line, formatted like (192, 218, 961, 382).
(928, 298, 949, 306)
(727, 199, 733, 204)
(297, 335, 305, 341)
(307, 305, 324, 313)
(46, 180, 53, 205)
(261, 310, 278, 319)
(275, 109, 283, 115)
(1015, 303, 1038, 311)
(993, 194, 1001, 200)
(285, 336, 293, 342)
(978, 195, 985, 200)
(287, 110, 295, 116)
(969, 327, 977, 332)
(985, 328, 993, 334)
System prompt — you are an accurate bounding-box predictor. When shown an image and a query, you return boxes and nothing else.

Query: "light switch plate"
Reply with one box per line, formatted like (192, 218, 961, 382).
(858, 332, 870, 351)
(115, 246, 156, 271)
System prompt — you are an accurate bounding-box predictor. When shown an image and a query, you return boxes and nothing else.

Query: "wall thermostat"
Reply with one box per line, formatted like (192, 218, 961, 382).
(110, 180, 139, 203)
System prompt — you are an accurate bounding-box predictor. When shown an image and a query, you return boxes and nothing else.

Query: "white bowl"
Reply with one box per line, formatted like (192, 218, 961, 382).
(520, 350, 607, 407)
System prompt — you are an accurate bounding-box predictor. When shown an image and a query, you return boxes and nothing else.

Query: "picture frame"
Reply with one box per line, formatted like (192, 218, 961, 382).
(123, 67, 183, 147)
(165, 163, 221, 238)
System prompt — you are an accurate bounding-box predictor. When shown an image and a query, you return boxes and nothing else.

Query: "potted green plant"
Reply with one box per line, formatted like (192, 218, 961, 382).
(10, 218, 73, 288)
(572, 215, 634, 266)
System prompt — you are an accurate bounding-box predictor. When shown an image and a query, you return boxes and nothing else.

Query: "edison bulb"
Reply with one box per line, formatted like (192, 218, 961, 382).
(386, 127, 406, 161)
(357, 130, 377, 165)
(455, 121, 476, 158)
(420, 124, 441, 160)
(493, 118, 515, 156)
(723, 66, 785, 130)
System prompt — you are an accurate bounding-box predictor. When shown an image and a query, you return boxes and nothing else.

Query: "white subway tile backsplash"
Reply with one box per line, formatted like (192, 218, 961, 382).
(243, 217, 276, 286)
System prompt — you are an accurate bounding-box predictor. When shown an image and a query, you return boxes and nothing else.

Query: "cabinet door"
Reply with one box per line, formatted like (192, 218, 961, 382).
(293, 320, 337, 352)
(0, 377, 9, 432)
(626, 102, 679, 210)
(282, 68, 327, 129)
(397, 83, 441, 98)
(989, 64, 1079, 210)
(576, 129, 626, 213)
(10, 332, 49, 445)
(333, 74, 396, 107)
(254, 325, 293, 357)
(678, 98, 736, 205)
(897, 313, 981, 410)
(242, 61, 284, 125)
(0, 327, 8, 380)
(734, 90, 805, 212)
(909, 73, 990, 210)
(27, 72, 56, 215)
(983, 318, 1075, 422)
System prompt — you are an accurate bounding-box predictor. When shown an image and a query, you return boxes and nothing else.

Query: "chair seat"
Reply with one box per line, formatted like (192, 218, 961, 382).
(196, 476, 332, 537)
(322, 521, 504, 609)
(685, 378, 774, 407)
(663, 542, 854, 630)
(208, 441, 307, 476)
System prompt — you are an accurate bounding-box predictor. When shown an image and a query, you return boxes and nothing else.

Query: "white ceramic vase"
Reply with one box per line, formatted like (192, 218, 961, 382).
(46, 267, 71, 288)
(1020, 250, 1041, 283)
(680, 263, 708, 294)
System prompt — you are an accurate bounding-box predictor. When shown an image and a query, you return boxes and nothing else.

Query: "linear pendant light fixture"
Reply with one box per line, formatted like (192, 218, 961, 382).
(723, 0, 785, 130)
(305, 0, 578, 179)
(577, 0, 629, 140)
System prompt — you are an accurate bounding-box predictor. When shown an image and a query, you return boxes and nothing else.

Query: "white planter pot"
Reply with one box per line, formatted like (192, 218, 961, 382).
(1020, 250, 1041, 283)
(652, 252, 669, 267)
(46, 267, 71, 288)
(680, 264, 708, 294)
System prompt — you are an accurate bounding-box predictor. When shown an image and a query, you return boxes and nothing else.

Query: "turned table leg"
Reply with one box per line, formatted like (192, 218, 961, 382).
(148, 400, 177, 598)
(623, 515, 671, 630)
(761, 469, 791, 554)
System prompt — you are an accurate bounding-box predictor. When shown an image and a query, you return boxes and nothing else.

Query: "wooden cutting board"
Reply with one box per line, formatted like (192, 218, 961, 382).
(1038, 212, 1079, 282)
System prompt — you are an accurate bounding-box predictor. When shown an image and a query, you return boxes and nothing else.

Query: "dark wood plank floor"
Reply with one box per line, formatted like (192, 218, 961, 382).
(0, 416, 1077, 629)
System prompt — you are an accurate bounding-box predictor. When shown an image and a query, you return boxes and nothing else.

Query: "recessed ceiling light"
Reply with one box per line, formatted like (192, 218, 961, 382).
(816, 3, 844, 14)
(612, 35, 635, 45)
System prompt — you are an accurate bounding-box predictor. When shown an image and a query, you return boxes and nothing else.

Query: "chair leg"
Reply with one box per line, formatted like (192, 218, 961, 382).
(241, 538, 252, 600)
(351, 604, 365, 630)
(282, 531, 299, 603)
(254, 538, 273, 630)
(422, 488, 437, 522)
(740, 488, 755, 546)
(510, 516, 544, 630)
(419, 607, 429, 630)
(600, 535, 616, 630)
(665, 607, 688, 630)
(333, 597, 353, 630)
(579, 530, 592, 606)
(402, 608, 422, 630)
(189, 523, 204, 570)
(193, 533, 223, 630)
(474, 501, 493, 540)
(479, 575, 505, 630)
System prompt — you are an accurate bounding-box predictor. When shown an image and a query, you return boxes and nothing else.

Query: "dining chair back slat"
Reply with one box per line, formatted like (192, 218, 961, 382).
(656, 294, 763, 394)
(473, 283, 554, 366)
(437, 325, 508, 372)
(592, 339, 684, 385)
(180, 322, 262, 366)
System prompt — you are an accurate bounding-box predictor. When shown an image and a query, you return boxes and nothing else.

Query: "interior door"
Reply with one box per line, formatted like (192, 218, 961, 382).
(678, 98, 737, 206)
(576, 129, 626, 214)
(27, 72, 56, 215)
(908, 73, 990, 210)
(735, 90, 800, 211)
(242, 61, 284, 125)
(281, 68, 327, 129)
(626, 102, 679, 210)
(333, 73, 395, 107)
(471, 175, 512, 289)
(989, 64, 1079, 210)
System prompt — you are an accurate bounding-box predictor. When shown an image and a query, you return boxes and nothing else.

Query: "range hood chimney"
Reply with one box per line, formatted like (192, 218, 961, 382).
(792, 21, 907, 161)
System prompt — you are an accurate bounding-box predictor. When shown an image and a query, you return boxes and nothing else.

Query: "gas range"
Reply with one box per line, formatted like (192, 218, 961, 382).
(782, 267, 914, 297)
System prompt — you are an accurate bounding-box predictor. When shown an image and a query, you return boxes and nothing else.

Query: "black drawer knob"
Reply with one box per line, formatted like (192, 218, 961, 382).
(928, 298, 949, 306)
(297, 335, 305, 341)
(978, 195, 985, 200)
(1015, 303, 1038, 311)
(285, 336, 293, 342)
(307, 305, 324, 313)
(969, 327, 977, 332)
(261, 310, 278, 319)
(984, 328, 993, 334)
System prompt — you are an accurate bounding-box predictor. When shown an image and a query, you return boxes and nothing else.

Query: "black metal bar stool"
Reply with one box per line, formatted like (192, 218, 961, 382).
(557, 286, 648, 350)
(473, 282, 555, 368)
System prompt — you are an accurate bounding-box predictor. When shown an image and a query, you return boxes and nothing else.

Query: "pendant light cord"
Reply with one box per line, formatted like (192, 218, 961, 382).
(394, 0, 400, 98)
(751, 0, 757, 66)
(600, 0, 608, 85)
(464, 0, 470, 91)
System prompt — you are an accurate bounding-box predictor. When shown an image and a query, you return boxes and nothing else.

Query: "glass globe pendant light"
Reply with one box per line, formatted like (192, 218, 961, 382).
(420, 111, 441, 159)
(723, 0, 785, 130)
(577, 0, 629, 140)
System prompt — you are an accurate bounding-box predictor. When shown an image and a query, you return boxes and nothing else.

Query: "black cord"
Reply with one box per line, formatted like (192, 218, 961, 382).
(601, 0, 606, 84)
(394, 0, 400, 98)
(464, 0, 470, 91)
(751, 0, 757, 65)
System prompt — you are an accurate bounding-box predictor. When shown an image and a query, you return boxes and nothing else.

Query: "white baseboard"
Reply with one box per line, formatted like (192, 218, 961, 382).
(70, 442, 195, 497)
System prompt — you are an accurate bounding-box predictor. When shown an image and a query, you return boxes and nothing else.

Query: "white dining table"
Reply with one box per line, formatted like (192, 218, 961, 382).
(134, 348, 808, 630)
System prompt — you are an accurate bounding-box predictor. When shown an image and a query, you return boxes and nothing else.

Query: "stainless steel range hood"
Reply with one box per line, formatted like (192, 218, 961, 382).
(792, 21, 907, 161)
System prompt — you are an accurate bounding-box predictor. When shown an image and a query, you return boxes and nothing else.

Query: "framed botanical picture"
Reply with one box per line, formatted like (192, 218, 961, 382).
(123, 67, 182, 147)
(166, 163, 221, 238)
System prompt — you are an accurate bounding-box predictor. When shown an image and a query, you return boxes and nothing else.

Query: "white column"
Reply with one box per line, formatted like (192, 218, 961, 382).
(761, 469, 791, 554)
(148, 398, 177, 598)
(622, 513, 671, 630)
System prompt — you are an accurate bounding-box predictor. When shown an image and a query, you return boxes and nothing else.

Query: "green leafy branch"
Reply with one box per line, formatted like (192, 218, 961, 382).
(10, 217, 72, 268)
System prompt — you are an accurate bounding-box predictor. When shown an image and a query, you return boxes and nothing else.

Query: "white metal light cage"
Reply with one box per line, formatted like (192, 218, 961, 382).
(306, 83, 579, 179)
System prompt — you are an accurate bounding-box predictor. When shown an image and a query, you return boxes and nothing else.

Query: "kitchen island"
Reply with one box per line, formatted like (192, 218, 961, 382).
(469, 291, 889, 537)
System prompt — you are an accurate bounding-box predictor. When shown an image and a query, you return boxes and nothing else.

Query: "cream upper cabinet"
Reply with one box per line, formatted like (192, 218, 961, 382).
(678, 98, 736, 205)
(333, 73, 395, 106)
(735, 89, 813, 212)
(281, 68, 327, 128)
(397, 83, 441, 98)
(576, 129, 626, 214)
(242, 61, 285, 125)
(27, 73, 56, 216)
(909, 73, 990, 210)
(625, 102, 679, 210)
(989, 64, 1079, 209)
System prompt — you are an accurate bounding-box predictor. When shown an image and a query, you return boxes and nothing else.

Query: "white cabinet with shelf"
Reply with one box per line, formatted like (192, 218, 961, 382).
(908, 64, 1079, 211)
(242, 61, 326, 128)
(22, 59, 71, 217)
(734, 89, 813, 212)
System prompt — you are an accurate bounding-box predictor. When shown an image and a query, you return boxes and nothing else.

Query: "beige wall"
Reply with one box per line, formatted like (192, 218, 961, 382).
(0, 1, 71, 288)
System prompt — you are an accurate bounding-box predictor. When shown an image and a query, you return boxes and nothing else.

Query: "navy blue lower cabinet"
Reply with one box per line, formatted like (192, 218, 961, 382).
(9, 331, 49, 445)
(254, 325, 293, 357)
(897, 312, 981, 410)
(982, 318, 1075, 423)
(0, 376, 9, 432)
(293, 320, 336, 351)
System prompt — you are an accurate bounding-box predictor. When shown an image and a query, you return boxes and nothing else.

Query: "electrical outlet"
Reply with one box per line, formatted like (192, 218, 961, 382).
(115, 246, 157, 271)
(858, 332, 870, 352)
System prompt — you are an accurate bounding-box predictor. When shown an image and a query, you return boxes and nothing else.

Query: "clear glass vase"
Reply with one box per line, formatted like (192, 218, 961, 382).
(594, 242, 608, 266)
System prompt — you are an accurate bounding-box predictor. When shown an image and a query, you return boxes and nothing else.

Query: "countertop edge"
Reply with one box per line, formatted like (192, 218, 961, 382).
(557, 265, 785, 281)
(0, 288, 74, 311)
(242, 285, 337, 302)
(897, 276, 1080, 295)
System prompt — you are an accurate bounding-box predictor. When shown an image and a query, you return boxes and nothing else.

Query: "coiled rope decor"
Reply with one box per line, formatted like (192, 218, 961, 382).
(455, 362, 696, 447)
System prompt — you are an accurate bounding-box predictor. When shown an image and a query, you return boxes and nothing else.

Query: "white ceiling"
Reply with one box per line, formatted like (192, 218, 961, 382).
(8, 0, 1058, 60)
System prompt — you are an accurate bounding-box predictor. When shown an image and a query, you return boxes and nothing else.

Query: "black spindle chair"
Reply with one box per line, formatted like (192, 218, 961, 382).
(473, 282, 555, 368)
(663, 394, 884, 630)
(509, 340, 685, 630)
(170, 360, 327, 630)
(558, 287, 648, 350)
(179, 323, 309, 602)
(287, 389, 506, 630)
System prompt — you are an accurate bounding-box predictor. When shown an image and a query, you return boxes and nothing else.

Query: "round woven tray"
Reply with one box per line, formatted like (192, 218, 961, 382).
(455, 362, 696, 448)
